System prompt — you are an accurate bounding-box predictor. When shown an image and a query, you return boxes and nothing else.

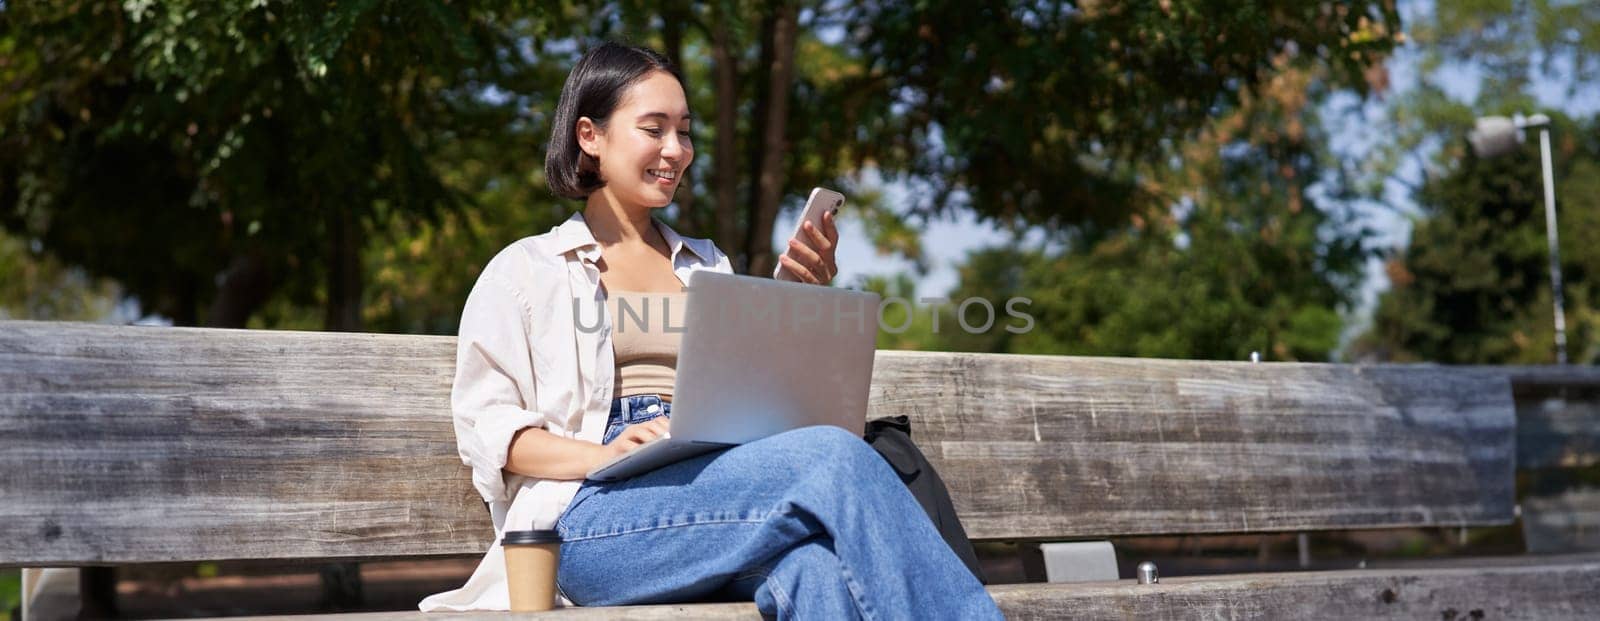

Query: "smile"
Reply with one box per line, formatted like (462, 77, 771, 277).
(648, 169, 678, 181)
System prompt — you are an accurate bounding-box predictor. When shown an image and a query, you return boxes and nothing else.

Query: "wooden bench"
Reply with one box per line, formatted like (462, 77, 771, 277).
(4, 320, 1598, 619)
(1499, 366, 1600, 554)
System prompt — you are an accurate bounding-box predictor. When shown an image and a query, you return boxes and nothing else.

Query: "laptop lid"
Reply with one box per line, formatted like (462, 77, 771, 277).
(669, 271, 881, 445)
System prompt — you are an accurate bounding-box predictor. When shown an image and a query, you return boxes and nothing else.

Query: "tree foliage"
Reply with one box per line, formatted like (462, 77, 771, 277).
(1, 0, 553, 328)
(2, 1, 1403, 334)
(1351, 118, 1600, 364)
(1348, 0, 1600, 364)
(0, 230, 121, 321)
(932, 57, 1373, 361)
(839, 0, 1399, 230)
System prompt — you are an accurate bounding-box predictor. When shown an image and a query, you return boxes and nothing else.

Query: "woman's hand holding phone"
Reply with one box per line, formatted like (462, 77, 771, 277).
(778, 210, 839, 285)
(775, 187, 843, 285)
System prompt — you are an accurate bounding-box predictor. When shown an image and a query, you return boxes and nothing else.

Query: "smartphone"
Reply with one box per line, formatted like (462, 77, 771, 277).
(773, 187, 845, 281)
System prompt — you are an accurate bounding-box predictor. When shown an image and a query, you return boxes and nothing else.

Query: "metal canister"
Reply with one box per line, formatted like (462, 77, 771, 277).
(1136, 561, 1159, 584)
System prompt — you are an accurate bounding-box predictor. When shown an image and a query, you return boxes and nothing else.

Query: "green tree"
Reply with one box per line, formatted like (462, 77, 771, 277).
(3, 1, 1403, 333)
(1352, 117, 1600, 364)
(1347, 0, 1600, 364)
(0, 230, 121, 321)
(936, 60, 1372, 362)
(837, 0, 1398, 231)
(0, 1, 555, 329)
(700, 0, 1400, 274)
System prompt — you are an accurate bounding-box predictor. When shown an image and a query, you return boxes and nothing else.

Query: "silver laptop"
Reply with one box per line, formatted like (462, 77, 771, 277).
(586, 270, 881, 481)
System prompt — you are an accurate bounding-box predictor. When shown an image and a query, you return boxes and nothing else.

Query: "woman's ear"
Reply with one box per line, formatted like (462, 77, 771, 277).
(576, 116, 602, 157)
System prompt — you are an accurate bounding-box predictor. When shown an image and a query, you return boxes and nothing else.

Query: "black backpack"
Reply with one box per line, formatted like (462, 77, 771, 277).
(863, 416, 987, 584)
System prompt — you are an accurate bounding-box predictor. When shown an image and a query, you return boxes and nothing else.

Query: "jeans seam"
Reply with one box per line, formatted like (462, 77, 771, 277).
(762, 572, 796, 619)
(836, 560, 876, 621)
(561, 515, 773, 542)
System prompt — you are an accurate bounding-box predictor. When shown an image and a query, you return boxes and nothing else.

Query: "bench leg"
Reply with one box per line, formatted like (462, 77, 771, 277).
(318, 562, 365, 610)
(1020, 541, 1120, 583)
(79, 567, 118, 619)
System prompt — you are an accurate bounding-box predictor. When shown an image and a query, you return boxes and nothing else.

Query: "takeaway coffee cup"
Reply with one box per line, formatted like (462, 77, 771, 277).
(503, 529, 562, 611)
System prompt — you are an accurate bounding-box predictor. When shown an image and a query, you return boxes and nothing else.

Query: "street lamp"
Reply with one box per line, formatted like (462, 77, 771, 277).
(1468, 113, 1567, 364)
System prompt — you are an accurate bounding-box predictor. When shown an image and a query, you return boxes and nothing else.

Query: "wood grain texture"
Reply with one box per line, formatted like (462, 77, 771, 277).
(1, 321, 1515, 565)
(871, 352, 1516, 540)
(986, 556, 1600, 620)
(201, 556, 1600, 620)
(0, 321, 480, 566)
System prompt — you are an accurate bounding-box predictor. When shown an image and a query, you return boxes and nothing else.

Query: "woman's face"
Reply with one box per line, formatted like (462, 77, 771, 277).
(580, 70, 693, 208)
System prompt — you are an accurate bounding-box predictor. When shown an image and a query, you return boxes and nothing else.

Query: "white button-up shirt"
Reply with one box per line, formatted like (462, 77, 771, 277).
(420, 212, 733, 612)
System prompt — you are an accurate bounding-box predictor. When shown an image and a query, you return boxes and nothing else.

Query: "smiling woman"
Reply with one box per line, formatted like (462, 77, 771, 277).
(544, 45, 693, 207)
(421, 41, 1001, 619)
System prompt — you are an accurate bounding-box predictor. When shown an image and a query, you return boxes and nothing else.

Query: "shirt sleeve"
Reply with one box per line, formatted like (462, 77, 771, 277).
(451, 270, 542, 504)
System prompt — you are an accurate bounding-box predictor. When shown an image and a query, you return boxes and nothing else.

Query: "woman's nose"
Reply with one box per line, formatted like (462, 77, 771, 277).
(661, 133, 688, 160)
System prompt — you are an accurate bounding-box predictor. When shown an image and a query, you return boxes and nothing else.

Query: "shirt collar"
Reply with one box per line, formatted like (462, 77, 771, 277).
(552, 212, 602, 264)
(553, 211, 711, 265)
(655, 216, 711, 263)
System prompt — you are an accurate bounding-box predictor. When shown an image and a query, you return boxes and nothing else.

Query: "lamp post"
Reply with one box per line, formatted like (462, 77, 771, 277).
(1468, 113, 1567, 364)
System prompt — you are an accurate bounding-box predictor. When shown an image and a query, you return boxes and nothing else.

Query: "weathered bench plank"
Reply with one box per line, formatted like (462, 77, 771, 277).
(1523, 487, 1600, 553)
(198, 556, 1600, 620)
(1, 321, 477, 565)
(1501, 366, 1600, 470)
(873, 352, 1515, 539)
(0, 321, 1515, 565)
(1481, 366, 1600, 554)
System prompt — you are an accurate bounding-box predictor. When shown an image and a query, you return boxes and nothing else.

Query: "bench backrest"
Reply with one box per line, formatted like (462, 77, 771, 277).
(1494, 366, 1600, 553)
(1499, 365, 1600, 470)
(0, 321, 1516, 566)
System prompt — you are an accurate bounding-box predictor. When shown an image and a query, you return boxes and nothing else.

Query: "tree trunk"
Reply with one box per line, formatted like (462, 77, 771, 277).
(711, 9, 743, 270)
(660, 4, 684, 69)
(660, 2, 698, 231)
(207, 252, 275, 328)
(739, 11, 776, 274)
(170, 280, 199, 327)
(743, 2, 798, 278)
(324, 208, 364, 332)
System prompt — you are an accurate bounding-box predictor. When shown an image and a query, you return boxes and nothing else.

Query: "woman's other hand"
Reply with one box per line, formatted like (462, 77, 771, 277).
(777, 208, 840, 285)
(602, 417, 671, 459)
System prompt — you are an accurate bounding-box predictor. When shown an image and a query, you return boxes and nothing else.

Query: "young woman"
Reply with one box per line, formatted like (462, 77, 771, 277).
(420, 42, 1002, 620)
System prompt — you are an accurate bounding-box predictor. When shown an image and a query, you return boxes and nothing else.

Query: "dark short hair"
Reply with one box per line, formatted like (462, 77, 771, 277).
(545, 42, 686, 199)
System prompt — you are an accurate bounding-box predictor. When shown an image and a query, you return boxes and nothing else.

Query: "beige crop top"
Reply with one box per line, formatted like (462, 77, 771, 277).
(605, 290, 687, 400)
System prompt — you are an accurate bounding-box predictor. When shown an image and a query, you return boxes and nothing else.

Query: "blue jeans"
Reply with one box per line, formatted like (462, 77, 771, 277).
(600, 394, 672, 446)
(556, 395, 1002, 620)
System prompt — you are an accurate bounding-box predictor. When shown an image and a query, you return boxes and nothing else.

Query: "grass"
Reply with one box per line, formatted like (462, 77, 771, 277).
(1, 568, 20, 621)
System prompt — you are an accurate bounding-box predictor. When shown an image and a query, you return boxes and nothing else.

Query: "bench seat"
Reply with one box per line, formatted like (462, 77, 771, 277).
(201, 554, 1600, 620)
